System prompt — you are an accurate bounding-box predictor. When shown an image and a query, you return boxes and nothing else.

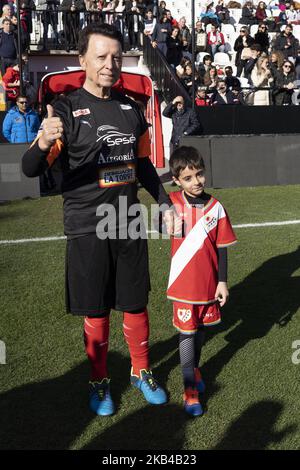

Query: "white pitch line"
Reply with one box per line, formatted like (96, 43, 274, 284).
(0, 220, 300, 246)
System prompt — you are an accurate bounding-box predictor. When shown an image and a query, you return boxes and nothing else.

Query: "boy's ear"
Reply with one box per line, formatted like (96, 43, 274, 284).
(172, 176, 181, 187)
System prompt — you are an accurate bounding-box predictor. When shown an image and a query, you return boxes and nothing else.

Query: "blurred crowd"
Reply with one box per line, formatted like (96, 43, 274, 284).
(1, 0, 300, 149)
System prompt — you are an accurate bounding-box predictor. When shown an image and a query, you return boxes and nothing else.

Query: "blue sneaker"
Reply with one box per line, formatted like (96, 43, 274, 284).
(183, 388, 203, 417)
(194, 368, 206, 394)
(130, 369, 168, 405)
(89, 378, 115, 416)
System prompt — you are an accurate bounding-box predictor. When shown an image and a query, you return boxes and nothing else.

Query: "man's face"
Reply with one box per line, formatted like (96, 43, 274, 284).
(285, 26, 292, 36)
(176, 100, 184, 112)
(174, 166, 206, 198)
(196, 22, 202, 30)
(225, 68, 232, 76)
(79, 34, 122, 92)
(197, 90, 206, 98)
(17, 98, 28, 112)
(179, 18, 186, 28)
(218, 82, 227, 92)
(3, 21, 11, 32)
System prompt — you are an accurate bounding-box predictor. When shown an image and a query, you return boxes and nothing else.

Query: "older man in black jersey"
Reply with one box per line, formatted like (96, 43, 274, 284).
(22, 23, 173, 416)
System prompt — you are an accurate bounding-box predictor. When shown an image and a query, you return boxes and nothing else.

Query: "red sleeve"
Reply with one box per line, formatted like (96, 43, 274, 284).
(216, 207, 237, 248)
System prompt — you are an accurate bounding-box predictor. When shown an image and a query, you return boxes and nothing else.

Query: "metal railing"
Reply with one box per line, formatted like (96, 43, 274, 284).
(143, 37, 192, 106)
(24, 9, 144, 52)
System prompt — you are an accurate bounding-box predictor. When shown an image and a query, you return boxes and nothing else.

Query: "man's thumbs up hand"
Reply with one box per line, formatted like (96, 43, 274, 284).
(38, 104, 64, 152)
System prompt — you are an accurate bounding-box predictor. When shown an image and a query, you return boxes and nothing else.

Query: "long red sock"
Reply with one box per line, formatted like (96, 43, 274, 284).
(123, 310, 150, 376)
(84, 316, 109, 381)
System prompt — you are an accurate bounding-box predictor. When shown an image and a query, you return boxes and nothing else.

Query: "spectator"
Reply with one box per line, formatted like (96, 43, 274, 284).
(250, 54, 273, 105)
(207, 24, 226, 58)
(20, 1, 36, 51)
(274, 24, 298, 60)
(215, 0, 230, 25)
(286, 3, 298, 24)
(269, 50, 285, 79)
(273, 59, 296, 104)
(295, 47, 300, 80)
(61, 0, 85, 52)
(151, 11, 171, 56)
(143, 8, 156, 39)
(2, 93, 40, 142)
(254, 23, 269, 54)
(195, 85, 211, 106)
(181, 62, 199, 95)
(211, 79, 239, 104)
(244, 43, 262, 81)
(103, 0, 116, 25)
(115, 0, 126, 30)
(126, 0, 145, 51)
(176, 56, 191, 78)
(2, 60, 20, 107)
(201, 2, 219, 28)
(232, 86, 246, 104)
(166, 26, 182, 68)
(165, 10, 178, 28)
(157, 0, 166, 18)
(234, 26, 255, 77)
(0, 17, 17, 75)
(84, 0, 104, 24)
(224, 65, 241, 89)
(255, 2, 267, 24)
(162, 95, 200, 149)
(239, 1, 256, 27)
(198, 54, 213, 82)
(40, 0, 60, 50)
(0, 4, 13, 28)
(203, 65, 218, 93)
(178, 17, 191, 58)
(195, 20, 207, 54)
(277, 5, 288, 28)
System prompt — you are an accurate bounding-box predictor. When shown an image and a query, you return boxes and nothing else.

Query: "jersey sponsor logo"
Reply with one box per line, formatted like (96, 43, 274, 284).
(120, 104, 132, 110)
(204, 215, 217, 230)
(98, 163, 136, 187)
(72, 108, 91, 117)
(96, 125, 136, 146)
(98, 149, 135, 165)
(177, 308, 192, 323)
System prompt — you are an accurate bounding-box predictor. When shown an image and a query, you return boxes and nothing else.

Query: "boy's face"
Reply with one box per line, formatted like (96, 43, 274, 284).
(173, 166, 206, 198)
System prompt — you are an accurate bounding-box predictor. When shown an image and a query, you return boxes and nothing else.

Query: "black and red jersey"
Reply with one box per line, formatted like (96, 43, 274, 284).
(23, 87, 166, 236)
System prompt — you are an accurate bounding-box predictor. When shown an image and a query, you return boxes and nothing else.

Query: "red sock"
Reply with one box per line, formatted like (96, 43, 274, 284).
(123, 310, 150, 376)
(84, 316, 109, 381)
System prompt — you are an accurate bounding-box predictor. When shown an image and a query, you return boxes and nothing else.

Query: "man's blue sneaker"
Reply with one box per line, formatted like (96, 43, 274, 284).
(194, 368, 206, 394)
(130, 369, 168, 405)
(183, 388, 203, 417)
(89, 378, 115, 416)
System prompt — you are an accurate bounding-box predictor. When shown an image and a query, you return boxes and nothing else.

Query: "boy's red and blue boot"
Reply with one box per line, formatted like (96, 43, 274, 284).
(194, 368, 206, 394)
(130, 368, 168, 405)
(183, 387, 203, 417)
(89, 378, 115, 416)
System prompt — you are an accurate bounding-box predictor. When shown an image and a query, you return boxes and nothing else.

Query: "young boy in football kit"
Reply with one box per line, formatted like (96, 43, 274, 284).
(167, 146, 237, 417)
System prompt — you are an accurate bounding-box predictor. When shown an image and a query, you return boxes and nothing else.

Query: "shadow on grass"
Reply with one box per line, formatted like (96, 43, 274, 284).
(0, 334, 180, 450)
(202, 246, 300, 398)
(213, 400, 297, 450)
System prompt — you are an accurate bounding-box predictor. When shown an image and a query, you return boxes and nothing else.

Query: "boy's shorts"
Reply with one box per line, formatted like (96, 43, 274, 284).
(173, 301, 221, 334)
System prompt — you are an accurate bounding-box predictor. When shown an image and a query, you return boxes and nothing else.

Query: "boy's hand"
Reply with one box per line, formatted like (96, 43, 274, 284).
(215, 281, 229, 307)
(163, 210, 183, 236)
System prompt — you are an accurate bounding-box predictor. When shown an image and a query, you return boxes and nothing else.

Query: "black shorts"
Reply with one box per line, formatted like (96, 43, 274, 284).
(65, 234, 151, 316)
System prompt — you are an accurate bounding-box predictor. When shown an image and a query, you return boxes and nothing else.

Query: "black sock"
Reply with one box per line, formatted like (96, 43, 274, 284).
(194, 327, 205, 369)
(179, 333, 196, 389)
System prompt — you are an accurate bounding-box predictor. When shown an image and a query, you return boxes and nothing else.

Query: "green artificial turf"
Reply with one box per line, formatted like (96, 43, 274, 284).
(0, 185, 300, 450)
